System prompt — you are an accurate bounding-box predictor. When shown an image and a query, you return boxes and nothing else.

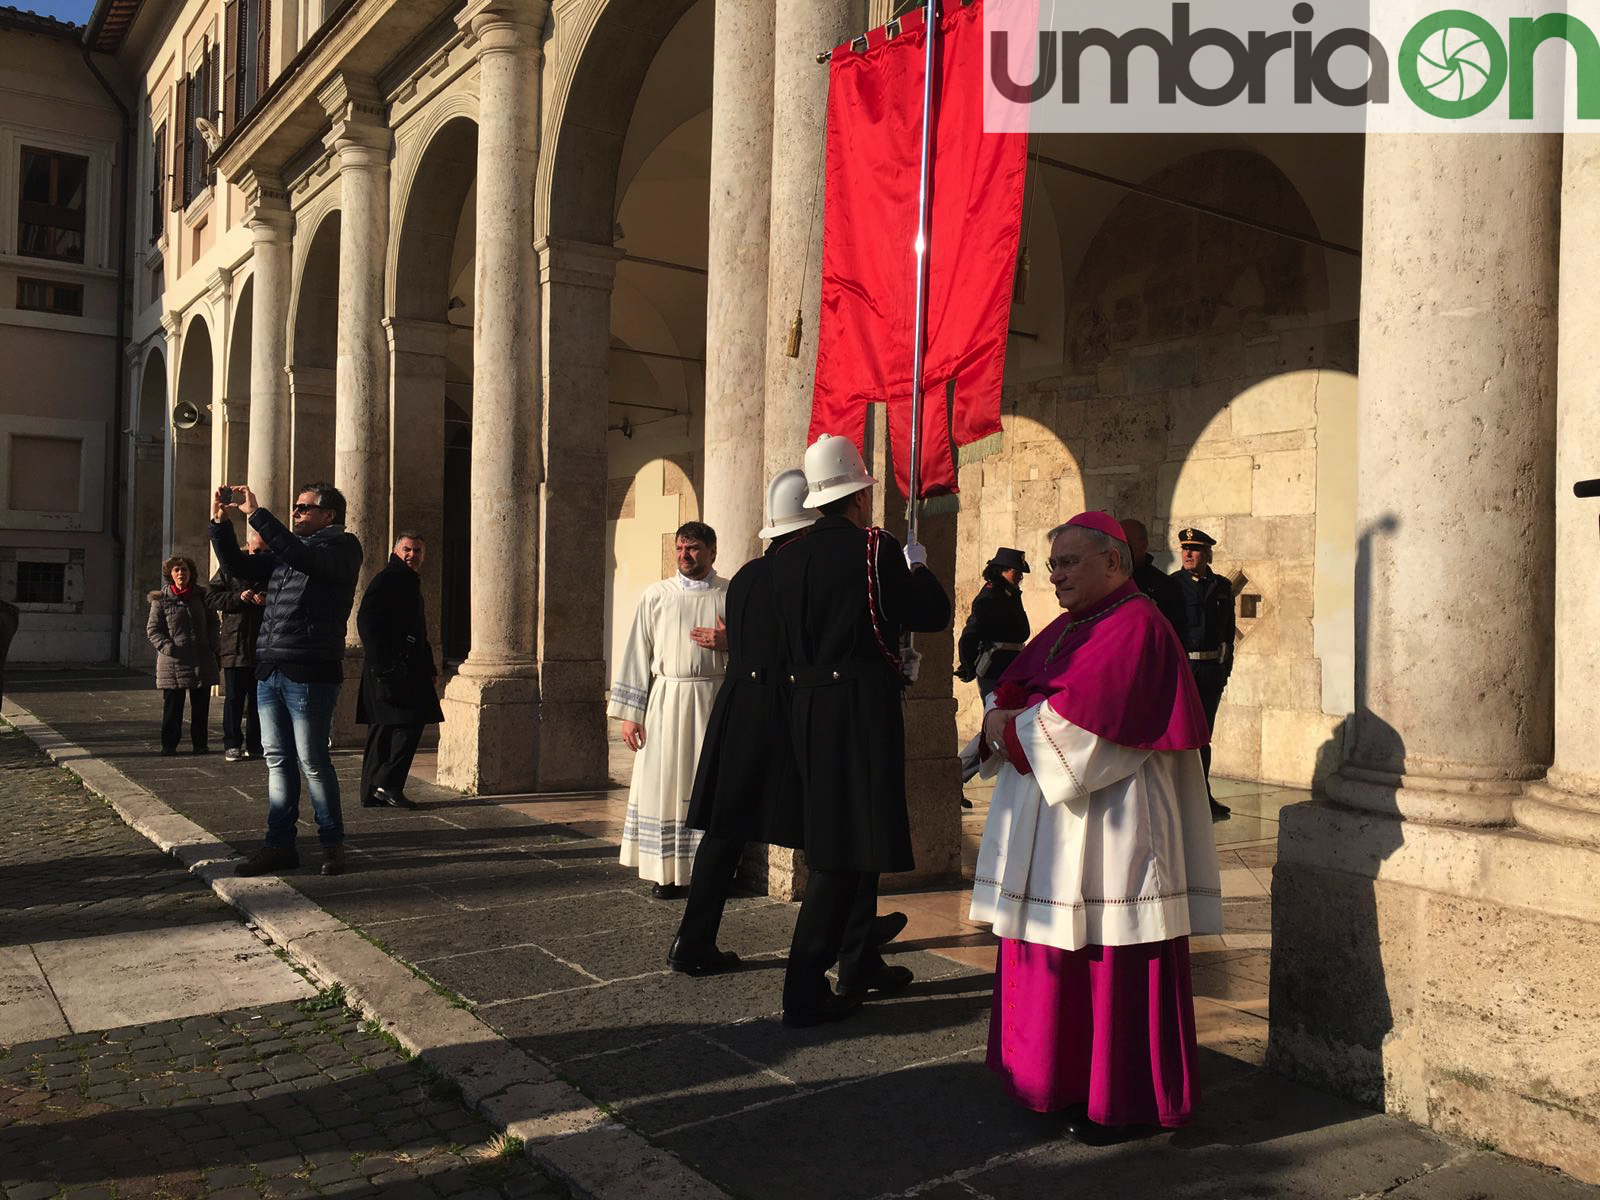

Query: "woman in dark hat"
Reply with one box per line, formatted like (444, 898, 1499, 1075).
(957, 547, 1031, 700)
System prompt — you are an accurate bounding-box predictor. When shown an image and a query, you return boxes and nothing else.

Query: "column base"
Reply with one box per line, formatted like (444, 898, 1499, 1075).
(1516, 773, 1600, 847)
(333, 646, 364, 749)
(756, 845, 807, 902)
(437, 663, 540, 795)
(1269, 799, 1600, 1184)
(1325, 761, 1523, 826)
(532, 657, 608, 791)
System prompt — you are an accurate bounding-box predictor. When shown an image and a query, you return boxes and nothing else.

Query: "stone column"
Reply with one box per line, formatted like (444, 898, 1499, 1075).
(762, 0, 860, 480)
(1268, 134, 1581, 1175)
(240, 171, 294, 513)
(1519, 134, 1600, 848)
(384, 316, 451, 661)
(702, 0, 776, 567)
(537, 238, 621, 790)
(1324, 133, 1559, 826)
(437, 0, 548, 795)
(318, 73, 392, 587)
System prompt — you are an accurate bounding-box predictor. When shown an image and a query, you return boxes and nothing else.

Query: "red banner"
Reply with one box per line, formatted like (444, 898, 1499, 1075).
(809, 0, 1028, 501)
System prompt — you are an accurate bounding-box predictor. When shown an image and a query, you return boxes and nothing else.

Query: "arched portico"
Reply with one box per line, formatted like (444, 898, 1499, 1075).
(289, 209, 340, 492)
(172, 313, 215, 572)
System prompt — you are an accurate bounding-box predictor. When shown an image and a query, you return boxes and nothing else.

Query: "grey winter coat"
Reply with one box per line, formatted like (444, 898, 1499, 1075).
(146, 585, 221, 690)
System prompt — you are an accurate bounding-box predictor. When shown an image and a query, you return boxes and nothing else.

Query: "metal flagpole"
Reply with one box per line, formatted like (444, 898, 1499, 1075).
(905, 0, 939, 548)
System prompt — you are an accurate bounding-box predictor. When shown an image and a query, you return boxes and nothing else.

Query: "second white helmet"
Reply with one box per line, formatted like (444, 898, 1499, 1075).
(758, 469, 821, 540)
(803, 433, 876, 508)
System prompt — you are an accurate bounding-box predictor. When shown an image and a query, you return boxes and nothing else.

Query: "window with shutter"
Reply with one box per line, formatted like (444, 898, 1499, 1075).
(17, 147, 88, 263)
(224, 0, 238, 134)
(257, 0, 271, 99)
(172, 77, 188, 210)
(150, 124, 166, 239)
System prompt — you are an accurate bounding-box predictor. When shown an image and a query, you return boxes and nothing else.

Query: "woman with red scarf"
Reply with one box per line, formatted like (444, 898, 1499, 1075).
(146, 555, 220, 755)
(969, 511, 1221, 1143)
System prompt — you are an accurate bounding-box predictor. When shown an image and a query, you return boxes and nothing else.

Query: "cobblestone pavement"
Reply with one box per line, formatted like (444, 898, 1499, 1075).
(0, 726, 565, 1200)
(8, 671, 1600, 1200)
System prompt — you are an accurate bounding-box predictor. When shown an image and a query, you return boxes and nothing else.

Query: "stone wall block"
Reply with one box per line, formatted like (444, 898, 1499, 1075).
(1096, 363, 1127, 394)
(1129, 345, 1197, 393)
(1160, 454, 1253, 518)
(1166, 384, 1232, 448)
(1254, 447, 1317, 516)
(1080, 395, 1167, 467)
(1016, 478, 1060, 533)
(1010, 390, 1057, 443)
(1210, 698, 1261, 780)
(1243, 338, 1283, 377)
(1196, 334, 1244, 382)
(1269, 514, 1317, 558)
(1231, 370, 1319, 437)
(1259, 707, 1344, 787)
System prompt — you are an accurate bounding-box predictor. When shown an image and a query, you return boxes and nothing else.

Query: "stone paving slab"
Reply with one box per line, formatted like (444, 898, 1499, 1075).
(7, 668, 1600, 1200)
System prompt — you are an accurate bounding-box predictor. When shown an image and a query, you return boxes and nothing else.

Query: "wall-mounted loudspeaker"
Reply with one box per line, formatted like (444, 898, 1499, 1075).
(172, 400, 205, 429)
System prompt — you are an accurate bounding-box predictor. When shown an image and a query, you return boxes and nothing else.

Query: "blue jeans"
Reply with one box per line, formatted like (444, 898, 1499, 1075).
(257, 672, 343, 848)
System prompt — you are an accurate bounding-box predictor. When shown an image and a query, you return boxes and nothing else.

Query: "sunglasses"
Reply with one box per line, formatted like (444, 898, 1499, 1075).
(291, 503, 331, 515)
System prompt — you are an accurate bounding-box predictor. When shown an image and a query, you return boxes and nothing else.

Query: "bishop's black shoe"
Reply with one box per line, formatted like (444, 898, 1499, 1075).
(1209, 797, 1231, 820)
(837, 963, 915, 999)
(667, 937, 741, 976)
(651, 883, 688, 900)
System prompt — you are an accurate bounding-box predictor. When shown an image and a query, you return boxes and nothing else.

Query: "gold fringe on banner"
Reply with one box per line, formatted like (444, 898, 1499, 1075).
(956, 430, 1005, 466)
(918, 493, 962, 517)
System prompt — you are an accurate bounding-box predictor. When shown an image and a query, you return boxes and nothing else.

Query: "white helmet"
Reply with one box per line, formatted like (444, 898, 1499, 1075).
(757, 468, 821, 540)
(803, 433, 876, 508)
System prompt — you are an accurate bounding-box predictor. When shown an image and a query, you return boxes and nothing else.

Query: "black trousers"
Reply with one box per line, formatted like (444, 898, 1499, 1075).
(361, 723, 425, 800)
(160, 686, 210, 752)
(676, 834, 746, 950)
(1196, 682, 1224, 798)
(782, 868, 883, 1014)
(221, 666, 263, 754)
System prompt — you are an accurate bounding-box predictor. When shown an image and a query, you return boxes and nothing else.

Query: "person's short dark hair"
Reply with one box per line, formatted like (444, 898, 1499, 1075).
(981, 562, 1007, 586)
(817, 493, 859, 517)
(296, 481, 346, 524)
(394, 530, 425, 545)
(675, 521, 716, 548)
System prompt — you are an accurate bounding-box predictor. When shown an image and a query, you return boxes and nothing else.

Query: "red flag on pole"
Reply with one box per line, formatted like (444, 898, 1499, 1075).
(809, 0, 1029, 502)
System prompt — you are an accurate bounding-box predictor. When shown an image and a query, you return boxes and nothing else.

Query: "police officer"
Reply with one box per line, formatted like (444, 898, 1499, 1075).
(1170, 527, 1235, 819)
(956, 547, 1031, 700)
(772, 435, 952, 1028)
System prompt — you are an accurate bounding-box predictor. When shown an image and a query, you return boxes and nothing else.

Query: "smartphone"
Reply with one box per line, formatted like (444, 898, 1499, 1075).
(221, 487, 239, 506)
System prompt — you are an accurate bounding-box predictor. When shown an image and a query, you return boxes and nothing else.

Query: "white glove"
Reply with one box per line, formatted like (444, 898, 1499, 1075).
(900, 646, 922, 684)
(904, 541, 928, 569)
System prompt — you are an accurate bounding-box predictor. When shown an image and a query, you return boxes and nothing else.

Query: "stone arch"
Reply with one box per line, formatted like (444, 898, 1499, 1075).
(390, 112, 480, 665)
(172, 312, 215, 572)
(289, 207, 340, 489)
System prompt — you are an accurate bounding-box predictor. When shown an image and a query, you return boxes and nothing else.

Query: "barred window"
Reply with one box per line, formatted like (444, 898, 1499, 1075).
(16, 278, 84, 317)
(15, 561, 66, 604)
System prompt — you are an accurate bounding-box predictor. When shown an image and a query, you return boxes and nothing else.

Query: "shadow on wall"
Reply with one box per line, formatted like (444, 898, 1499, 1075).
(1268, 513, 1405, 1111)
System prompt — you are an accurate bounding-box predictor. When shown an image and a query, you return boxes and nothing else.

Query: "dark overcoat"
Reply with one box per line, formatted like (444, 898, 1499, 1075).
(956, 579, 1030, 683)
(1132, 557, 1186, 634)
(685, 534, 806, 848)
(769, 515, 952, 873)
(355, 555, 444, 726)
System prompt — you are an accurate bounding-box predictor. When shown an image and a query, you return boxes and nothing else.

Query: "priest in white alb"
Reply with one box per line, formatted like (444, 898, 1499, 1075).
(969, 510, 1221, 1143)
(608, 521, 728, 898)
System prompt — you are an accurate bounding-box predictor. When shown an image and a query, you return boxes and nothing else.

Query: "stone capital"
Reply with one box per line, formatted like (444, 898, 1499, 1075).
(239, 169, 294, 238)
(383, 316, 454, 358)
(317, 72, 390, 157)
(536, 236, 623, 291)
(205, 267, 233, 303)
(456, 0, 548, 52)
(160, 311, 182, 338)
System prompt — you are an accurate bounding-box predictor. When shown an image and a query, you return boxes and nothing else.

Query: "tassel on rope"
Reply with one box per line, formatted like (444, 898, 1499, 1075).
(785, 308, 804, 358)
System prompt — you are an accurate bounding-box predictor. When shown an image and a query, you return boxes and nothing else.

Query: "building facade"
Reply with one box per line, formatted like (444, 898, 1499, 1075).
(0, 0, 1590, 1178)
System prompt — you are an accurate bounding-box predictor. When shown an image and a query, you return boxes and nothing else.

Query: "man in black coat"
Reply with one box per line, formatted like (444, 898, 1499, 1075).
(1121, 518, 1186, 633)
(1170, 526, 1236, 819)
(771, 435, 952, 1028)
(211, 481, 363, 877)
(206, 528, 268, 761)
(356, 532, 443, 810)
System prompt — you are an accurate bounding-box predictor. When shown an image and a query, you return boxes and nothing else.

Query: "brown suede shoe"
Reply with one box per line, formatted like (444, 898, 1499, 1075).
(235, 845, 299, 876)
(320, 845, 347, 876)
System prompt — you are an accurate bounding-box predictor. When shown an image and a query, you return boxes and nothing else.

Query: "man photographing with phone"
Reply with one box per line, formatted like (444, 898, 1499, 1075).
(210, 481, 363, 877)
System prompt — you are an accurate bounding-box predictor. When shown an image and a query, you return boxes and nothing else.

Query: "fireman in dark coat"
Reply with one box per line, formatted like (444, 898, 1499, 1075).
(356, 532, 443, 809)
(671, 471, 818, 976)
(1170, 526, 1235, 819)
(956, 547, 1031, 699)
(771, 435, 952, 1028)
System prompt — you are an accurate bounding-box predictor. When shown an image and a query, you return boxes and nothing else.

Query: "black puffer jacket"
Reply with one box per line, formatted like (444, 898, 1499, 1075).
(209, 508, 363, 671)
